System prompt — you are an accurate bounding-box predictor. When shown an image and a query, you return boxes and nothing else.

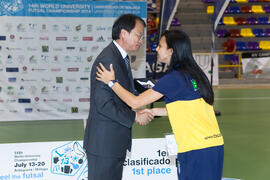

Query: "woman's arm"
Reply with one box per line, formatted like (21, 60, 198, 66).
(140, 108, 168, 117)
(111, 83, 162, 109)
(96, 63, 163, 109)
(152, 108, 168, 116)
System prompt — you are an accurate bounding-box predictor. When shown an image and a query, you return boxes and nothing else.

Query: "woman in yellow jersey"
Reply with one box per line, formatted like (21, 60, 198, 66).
(96, 29, 224, 180)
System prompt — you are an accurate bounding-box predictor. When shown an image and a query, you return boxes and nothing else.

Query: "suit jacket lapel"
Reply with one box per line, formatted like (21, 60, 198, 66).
(110, 42, 135, 93)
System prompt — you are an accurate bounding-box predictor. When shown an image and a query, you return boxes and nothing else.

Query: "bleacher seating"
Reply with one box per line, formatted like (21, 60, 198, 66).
(235, 0, 248, 3)
(252, 28, 265, 37)
(247, 17, 258, 24)
(216, 29, 228, 38)
(207, 4, 270, 14)
(207, 5, 214, 14)
(240, 28, 255, 37)
(217, 28, 270, 38)
(240, 5, 252, 13)
(265, 28, 270, 36)
(259, 41, 270, 50)
(258, 16, 269, 24)
(228, 6, 241, 14)
(247, 41, 261, 50)
(235, 17, 248, 24)
(202, 0, 214, 3)
(229, 29, 241, 37)
(236, 41, 248, 50)
(263, 5, 270, 13)
(203, 0, 270, 51)
(218, 16, 269, 25)
(219, 18, 225, 25)
(251, 5, 265, 13)
(223, 16, 237, 25)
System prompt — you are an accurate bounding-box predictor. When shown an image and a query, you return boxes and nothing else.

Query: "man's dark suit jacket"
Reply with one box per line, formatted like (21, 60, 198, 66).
(83, 42, 136, 158)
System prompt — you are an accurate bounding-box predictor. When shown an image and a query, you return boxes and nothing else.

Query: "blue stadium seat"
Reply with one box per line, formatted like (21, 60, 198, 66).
(236, 41, 248, 51)
(258, 17, 269, 24)
(218, 18, 224, 25)
(229, 6, 241, 14)
(252, 29, 265, 37)
(225, 7, 230, 14)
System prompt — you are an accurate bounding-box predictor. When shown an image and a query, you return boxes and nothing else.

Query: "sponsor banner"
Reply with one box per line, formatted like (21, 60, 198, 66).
(123, 138, 177, 180)
(0, 141, 87, 180)
(0, 139, 176, 180)
(0, 0, 146, 18)
(146, 53, 219, 85)
(0, 138, 240, 180)
(146, 53, 168, 80)
(0, 0, 146, 121)
(242, 52, 270, 59)
(242, 56, 270, 78)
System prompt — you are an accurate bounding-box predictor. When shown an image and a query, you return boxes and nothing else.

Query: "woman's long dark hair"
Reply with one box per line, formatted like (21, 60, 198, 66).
(162, 30, 214, 105)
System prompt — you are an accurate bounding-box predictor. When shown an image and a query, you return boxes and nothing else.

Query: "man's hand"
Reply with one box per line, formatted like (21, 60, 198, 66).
(135, 109, 154, 126)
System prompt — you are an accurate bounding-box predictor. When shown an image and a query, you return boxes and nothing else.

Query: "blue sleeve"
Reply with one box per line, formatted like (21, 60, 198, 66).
(152, 72, 184, 99)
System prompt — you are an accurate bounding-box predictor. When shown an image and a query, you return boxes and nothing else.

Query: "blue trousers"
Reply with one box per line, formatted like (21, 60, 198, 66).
(177, 145, 224, 180)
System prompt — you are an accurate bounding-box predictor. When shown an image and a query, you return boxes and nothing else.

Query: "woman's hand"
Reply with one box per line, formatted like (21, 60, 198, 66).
(96, 63, 115, 84)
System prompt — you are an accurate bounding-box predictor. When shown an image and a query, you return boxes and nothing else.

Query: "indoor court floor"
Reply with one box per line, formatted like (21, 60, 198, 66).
(0, 88, 270, 180)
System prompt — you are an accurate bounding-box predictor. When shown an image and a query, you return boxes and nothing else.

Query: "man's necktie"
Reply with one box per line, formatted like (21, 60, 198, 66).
(124, 55, 135, 92)
(124, 55, 130, 69)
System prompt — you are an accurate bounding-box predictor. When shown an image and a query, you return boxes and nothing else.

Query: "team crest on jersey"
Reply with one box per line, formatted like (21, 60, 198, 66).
(191, 79, 198, 91)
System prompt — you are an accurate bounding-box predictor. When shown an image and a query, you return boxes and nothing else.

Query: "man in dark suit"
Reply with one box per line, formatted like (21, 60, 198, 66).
(83, 14, 153, 180)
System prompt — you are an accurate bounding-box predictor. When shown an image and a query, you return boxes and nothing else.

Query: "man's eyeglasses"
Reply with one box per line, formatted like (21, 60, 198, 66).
(134, 32, 144, 41)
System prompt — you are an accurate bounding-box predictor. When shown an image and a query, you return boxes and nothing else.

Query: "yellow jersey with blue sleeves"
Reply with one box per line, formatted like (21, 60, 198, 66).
(152, 70, 224, 153)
